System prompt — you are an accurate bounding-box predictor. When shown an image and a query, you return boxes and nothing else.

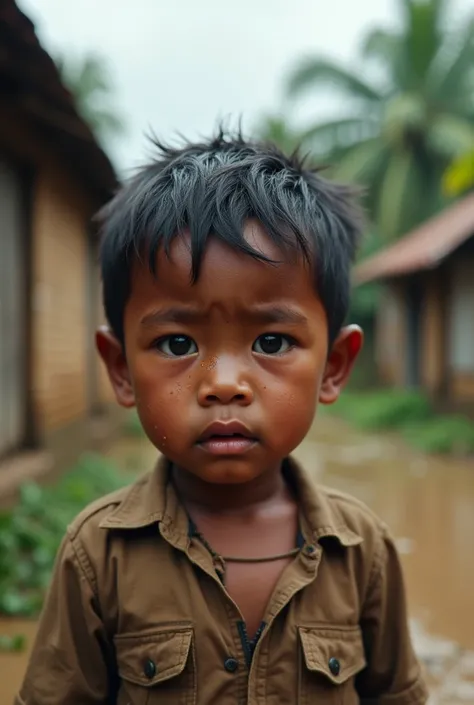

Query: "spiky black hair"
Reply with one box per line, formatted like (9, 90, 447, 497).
(98, 128, 364, 345)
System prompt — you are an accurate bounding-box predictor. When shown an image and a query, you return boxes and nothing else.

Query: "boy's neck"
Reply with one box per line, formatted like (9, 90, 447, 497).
(171, 461, 291, 515)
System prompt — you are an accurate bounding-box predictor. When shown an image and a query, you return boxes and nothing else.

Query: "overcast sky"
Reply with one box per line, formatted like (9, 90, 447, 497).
(19, 0, 474, 175)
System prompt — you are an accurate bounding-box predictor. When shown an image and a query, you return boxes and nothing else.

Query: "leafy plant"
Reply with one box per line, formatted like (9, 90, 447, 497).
(328, 389, 432, 430)
(0, 634, 26, 653)
(0, 454, 129, 620)
(403, 415, 474, 454)
(255, 115, 304, 157)
(328, 389, 474, 456)
(286, 0, 474, 239)
(55, 52, 126, 143)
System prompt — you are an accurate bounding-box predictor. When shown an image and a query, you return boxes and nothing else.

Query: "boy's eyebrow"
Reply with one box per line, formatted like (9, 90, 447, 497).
(248, 305, 308, 326)
(140, 307, 207, 327)
(140, 305, 308, 327)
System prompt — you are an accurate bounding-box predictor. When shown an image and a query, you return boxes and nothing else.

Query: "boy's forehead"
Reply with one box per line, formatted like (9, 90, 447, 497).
(163, 220, 289, 276)
(129, 221, 321, 313)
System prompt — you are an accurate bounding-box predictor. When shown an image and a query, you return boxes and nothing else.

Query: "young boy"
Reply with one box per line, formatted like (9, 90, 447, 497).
(16, 132, 428, 704)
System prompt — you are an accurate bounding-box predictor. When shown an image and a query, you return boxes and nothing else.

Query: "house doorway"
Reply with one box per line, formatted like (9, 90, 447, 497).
(406, 278, 423, 388)
(0, 158, 27, 456)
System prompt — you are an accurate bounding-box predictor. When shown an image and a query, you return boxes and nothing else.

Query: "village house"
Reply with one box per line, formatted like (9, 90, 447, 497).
(354, 193, 474, 410)
(0, 0, 119, 498)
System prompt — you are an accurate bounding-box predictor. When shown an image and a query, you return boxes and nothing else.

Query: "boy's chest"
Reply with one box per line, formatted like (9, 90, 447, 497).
(222, 558, 294, 639)
(108, 531, 367, 705)
(190, 509, 299, 638)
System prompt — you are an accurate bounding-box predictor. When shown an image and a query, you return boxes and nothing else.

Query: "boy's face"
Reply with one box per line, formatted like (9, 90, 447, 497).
(98, 221, 361, 485)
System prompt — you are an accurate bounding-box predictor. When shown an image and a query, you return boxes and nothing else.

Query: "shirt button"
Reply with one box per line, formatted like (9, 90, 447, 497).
(328, 657, 340, 676)
(224, 657, 239, 673)
(143, 659, 156, 679)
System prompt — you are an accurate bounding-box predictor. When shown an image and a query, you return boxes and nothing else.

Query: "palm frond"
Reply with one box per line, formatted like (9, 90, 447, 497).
(427, 114, 474, 158)
(361, 29, 403, 89)
(286, 58, 384, 103)
(401, 0, 445, 90)
(333, 137, 388, 183)
(377, 150, 419, 239)
(300, 117, 378, 155)
(426, 17, 474, 104)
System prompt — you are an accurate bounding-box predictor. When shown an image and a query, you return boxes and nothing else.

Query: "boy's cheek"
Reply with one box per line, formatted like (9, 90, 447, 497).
(134, 387, 190, 446)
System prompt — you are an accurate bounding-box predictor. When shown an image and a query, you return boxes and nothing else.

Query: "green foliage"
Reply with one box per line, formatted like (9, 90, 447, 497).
(285, 0, 474, 240)
(0, 634, 26, 653)
(350, 282, 381, 321)
(350, 232, 384, 321)
(402, 416, 474, 455)
(0, 454, 129, 619)
(124, 410, 146, 438)
(255, 115, 304, 156)
(328, 388, 474, 456)
(55, 52, 126, 142)
(329, 389, 432, 430)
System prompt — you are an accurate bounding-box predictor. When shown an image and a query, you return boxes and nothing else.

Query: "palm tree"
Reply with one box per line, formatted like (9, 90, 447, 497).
(286, 0, 474, 239)
(55, 52, 125, 143)
(255, 115, 303, 156)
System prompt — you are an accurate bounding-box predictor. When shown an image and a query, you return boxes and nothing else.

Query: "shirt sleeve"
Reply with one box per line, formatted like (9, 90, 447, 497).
(356, 525, 429, 705)
(15, 534, 116, 705)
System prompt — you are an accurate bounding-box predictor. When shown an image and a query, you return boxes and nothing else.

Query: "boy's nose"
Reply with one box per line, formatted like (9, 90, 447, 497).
(197, 358, 254, 407)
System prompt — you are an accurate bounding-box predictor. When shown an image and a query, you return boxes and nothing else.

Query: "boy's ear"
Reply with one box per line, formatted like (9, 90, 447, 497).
(319, 325, 363, 405)
(96, 326, 135, 408)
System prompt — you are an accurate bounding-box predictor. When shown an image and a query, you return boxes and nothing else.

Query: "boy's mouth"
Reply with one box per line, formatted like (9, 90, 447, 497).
(197, 420, 258, 455)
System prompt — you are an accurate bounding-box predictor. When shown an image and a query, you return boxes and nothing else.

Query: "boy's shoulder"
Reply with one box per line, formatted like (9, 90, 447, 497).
(66, 460, 391, 547)
(66, 470, 157, 543)
(292, 458, 391, 549)
(316, 483, 389, 537)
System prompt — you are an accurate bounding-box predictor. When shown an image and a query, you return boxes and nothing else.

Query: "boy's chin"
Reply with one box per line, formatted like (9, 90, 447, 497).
(176, 459, 281, 486)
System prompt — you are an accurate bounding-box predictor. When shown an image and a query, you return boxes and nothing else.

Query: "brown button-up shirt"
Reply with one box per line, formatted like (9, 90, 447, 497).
(16, 457, 428, 704)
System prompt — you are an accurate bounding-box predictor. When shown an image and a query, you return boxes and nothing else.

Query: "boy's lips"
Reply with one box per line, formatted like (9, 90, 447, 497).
(197, 420, 258, 455)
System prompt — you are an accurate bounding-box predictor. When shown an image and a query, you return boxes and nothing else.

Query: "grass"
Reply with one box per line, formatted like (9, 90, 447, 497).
(327, 388, 474, 456)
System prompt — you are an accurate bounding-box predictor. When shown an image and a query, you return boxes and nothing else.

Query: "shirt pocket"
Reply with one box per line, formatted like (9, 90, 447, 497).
(114, 624, 196, 705)
(298, 624, 367, 705)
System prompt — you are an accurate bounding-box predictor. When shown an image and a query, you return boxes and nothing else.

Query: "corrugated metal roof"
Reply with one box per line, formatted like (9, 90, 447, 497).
(0, 0, 117, 200)
(354, 193, 474, 285)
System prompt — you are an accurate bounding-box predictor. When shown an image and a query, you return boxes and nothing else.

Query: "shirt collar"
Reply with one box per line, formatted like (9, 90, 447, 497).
(99, 455, 363, 547)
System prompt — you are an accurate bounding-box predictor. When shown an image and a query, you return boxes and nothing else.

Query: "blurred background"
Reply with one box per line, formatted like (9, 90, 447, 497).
(0, 0, 473, 701)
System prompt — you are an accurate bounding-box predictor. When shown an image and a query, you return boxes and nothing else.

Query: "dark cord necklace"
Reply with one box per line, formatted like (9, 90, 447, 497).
(190, 520, 301, 564)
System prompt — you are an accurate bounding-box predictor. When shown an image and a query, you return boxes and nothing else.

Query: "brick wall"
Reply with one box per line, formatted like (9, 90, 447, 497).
(0, 107, 115, 441)
(31, 162, 90, 433)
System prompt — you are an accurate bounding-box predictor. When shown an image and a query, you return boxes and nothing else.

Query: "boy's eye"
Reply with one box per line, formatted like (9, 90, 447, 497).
(252, 334, 293, 355)
(156, 335, 198, 357)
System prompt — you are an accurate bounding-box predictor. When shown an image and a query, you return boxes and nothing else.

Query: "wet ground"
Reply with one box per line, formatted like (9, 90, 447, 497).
(297, 416, 474, 704)
(1, 415, 473, 703)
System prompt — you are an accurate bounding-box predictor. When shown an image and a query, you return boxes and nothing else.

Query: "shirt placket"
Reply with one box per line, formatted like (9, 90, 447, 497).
(247, 543, 323, 705)
(159, 516, 252, 702)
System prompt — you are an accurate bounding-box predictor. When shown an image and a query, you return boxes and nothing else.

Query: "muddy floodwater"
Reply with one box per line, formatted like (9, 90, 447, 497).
(298, 416, 474, 653)
(1, 415, 474, 703)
